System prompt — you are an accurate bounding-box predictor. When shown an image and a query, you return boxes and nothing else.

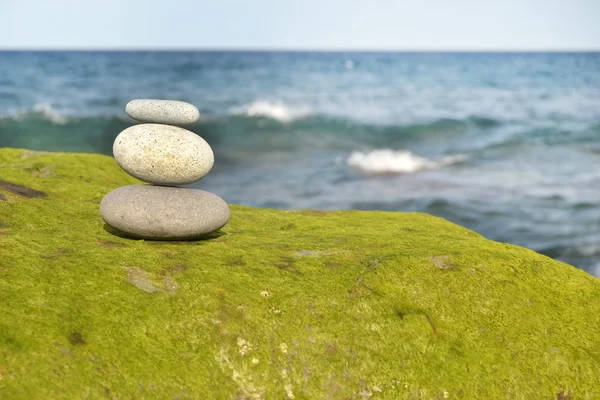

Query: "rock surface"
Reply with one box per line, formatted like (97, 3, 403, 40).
(125, 99, 200, 125)
(100, 184, 230, 239)
(113, 124, 214, 186)
(1, 147, 599, 399)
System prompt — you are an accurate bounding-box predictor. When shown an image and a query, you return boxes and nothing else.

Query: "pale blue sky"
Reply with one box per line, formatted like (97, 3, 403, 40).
(1, 0, 599, 50)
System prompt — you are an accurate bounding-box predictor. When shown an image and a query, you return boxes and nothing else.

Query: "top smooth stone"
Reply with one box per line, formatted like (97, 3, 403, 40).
(126, 99, 200, 125)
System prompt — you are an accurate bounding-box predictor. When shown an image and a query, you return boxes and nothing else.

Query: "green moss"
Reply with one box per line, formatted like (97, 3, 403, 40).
(0, 147, 599, 399)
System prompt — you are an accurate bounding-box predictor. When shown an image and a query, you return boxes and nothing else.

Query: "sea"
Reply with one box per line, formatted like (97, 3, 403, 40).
(1, 51, 599, 277)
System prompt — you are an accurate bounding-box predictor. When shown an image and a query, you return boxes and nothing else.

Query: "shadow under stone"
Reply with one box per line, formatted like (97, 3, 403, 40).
(102, 223, 227, 243)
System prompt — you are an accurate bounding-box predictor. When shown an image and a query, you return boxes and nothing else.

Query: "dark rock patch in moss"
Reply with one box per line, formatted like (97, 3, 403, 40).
(123, 266, 161, 294)
(557, 391, 574, 400)
(40, 249, 70, 259)
(430, 255, 457, 270)
(0, 179, 47, 198)
(296, 249, 349, 257)
(67, 331, 87, 346)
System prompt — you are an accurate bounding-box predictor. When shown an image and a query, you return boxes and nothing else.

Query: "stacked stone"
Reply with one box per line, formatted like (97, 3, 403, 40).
(100, 99, 230, 240)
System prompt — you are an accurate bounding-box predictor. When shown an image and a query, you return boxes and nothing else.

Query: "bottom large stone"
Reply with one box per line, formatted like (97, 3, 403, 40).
(99, 185, 230, 239)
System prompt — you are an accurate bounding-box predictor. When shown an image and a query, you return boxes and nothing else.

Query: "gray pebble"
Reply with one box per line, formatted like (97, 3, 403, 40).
(126, 99, 200, 125)
(100, 185, 230, 239)
(113, 124, 214, 186)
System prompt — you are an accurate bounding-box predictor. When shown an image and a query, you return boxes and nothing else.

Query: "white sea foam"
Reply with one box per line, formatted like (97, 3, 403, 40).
(0, 103, 68, 124)
(579, 243, 600, 257)
(438, 154, 470, 165)
(235, 101, 310, 123)
(346, 149, 468, 175)
(33, 102, 68, 124)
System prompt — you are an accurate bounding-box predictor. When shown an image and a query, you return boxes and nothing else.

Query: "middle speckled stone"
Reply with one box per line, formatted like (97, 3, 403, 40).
(113, 123, 214, 186)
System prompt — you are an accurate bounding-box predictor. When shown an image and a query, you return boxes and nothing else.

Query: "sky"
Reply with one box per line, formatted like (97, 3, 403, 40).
(1, 0, 599, 50)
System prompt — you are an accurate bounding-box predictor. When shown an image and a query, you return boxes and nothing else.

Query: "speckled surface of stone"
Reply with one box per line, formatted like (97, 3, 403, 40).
(126, 99, 200, 125)
(99, 185, 230, 239)
(113, 124, 214, 186)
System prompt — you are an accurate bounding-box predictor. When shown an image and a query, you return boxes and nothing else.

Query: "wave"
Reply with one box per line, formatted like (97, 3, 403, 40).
(0, 111, 133, 155)
(2, 105, 597, 163)
(231, 100, 311, 123)
(32, 102, 69, 125)
(229, 100, 507, 128)
(1, 102, 71, 125)
(346, 149, 469, 175)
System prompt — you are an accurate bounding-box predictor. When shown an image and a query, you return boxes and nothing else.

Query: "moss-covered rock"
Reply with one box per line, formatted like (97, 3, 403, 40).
(0, 147, 599, 399)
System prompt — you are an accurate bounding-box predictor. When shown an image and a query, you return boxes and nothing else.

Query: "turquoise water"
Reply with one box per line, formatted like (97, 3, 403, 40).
(1, 51, 599, 276)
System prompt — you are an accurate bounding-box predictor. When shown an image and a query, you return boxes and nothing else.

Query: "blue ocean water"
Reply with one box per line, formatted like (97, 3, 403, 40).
(1, 51, 599, 276)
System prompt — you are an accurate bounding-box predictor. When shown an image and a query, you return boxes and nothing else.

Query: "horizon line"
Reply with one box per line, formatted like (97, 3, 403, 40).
(1, 47, 599, 53)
